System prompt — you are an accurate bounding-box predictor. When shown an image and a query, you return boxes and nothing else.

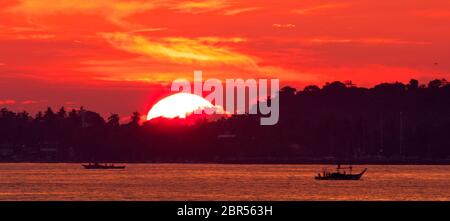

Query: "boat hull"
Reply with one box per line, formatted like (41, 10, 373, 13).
(82, 164, 126, 169)
(315, 174, 362, 180)
(315, 168, 367, 180)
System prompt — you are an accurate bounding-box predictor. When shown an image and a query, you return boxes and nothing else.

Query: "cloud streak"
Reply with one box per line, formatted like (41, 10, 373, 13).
(310, 38, 431, 45)
(21, 100, 39, 105)
(7, 0, 158, 26)
(170, 0, 231, 14)
(0, 100, 17, 105)
(100, 32, 257, 66)
(272, 24, 296, 28)
(224, 7, 261, 15)
(293, 3, 347, 15)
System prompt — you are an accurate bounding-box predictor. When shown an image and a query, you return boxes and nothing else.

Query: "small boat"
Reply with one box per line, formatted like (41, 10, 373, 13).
(315, 164, 367, 180)
(82, 162, 126, 169)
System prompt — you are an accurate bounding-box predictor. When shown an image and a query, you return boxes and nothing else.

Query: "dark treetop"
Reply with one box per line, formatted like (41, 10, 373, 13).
(1, 78, 449, 163)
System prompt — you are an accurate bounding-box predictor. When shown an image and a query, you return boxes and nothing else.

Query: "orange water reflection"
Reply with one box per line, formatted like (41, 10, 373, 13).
(0, 164, 449, 201)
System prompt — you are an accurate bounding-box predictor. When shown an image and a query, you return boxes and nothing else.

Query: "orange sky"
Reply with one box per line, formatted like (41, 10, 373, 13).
(1, 0, 449, 117)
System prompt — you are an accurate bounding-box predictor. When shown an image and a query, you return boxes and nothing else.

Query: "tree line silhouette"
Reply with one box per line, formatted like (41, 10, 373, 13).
(0, 78, 449, 163)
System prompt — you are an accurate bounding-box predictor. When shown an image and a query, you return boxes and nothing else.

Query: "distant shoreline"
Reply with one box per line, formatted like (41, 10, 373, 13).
(1, 159, 450, 165)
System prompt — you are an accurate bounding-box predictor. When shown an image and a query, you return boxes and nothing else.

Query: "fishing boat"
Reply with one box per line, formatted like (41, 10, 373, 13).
(315, 164, 367, 180)
(82, 162, 126, 169)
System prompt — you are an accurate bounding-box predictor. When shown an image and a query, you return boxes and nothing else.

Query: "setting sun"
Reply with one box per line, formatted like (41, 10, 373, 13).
(146, 93, 215, 120)
(1, 0, 450, 209)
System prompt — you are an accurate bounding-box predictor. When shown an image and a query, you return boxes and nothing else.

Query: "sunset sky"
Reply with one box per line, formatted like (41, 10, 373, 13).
(1, 0, 449, 118)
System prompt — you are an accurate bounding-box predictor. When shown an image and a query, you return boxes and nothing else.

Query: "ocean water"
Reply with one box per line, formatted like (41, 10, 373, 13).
(0, 163, 449, 201)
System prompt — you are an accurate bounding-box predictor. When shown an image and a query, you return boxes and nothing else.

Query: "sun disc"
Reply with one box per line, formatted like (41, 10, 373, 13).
(147, 93, 214, 120)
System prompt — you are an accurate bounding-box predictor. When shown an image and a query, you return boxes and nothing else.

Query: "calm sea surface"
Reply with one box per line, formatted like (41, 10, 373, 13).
(0, 163, 449, 201)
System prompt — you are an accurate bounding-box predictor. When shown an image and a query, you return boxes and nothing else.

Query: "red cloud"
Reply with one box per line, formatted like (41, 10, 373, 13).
(0, 100, 16, 105)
